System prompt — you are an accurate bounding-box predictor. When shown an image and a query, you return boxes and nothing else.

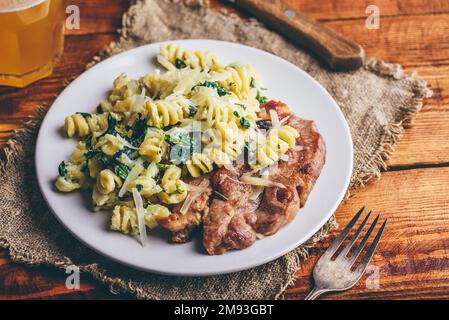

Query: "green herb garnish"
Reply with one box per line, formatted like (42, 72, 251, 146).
(250, 77, 256, 88)
(82, 133, 93, 147)
(233, 111, 240, 117)
(175, 58, 187, 69)
(165, 131, 199, 164)
(76, 112, 92, 118)
(136, 184, 143, 192)
(98, 155, 112, 167)
(256, 91, 268, 104)
(115, 163, 130, 180)
(194, 81, 228, 97)
(131, 117, 148, 144)
(188, 105, 198, 118)
(98, 114, 118, 139)
(166, 186, 184, 195)
(58, 161, 67, 177)
(85, 148, 101, 160)
(240, 117, 251, 129)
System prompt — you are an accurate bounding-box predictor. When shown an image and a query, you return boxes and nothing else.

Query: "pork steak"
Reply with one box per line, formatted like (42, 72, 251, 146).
(203, 101, 326, 254)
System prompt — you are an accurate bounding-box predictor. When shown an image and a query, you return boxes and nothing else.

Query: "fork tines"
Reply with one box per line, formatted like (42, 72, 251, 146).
(327, 206, 387, 268)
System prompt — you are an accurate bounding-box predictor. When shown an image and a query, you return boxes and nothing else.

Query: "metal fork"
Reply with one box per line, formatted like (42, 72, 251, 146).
(305, 207, 387, 300)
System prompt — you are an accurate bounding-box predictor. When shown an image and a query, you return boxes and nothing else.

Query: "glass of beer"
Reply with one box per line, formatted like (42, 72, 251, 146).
(0, 0, 65, 87)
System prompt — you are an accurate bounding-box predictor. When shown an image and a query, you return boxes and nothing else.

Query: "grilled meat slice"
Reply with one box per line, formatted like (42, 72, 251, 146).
(253, 185, 300, 236)
(252, 101, 326, 235)
(203, 198, 260, 255)
(276, 112, 326, 207)
(259, 100, 326, 207)
(157, 176, 211, 243)
(203, 165, 261, 255)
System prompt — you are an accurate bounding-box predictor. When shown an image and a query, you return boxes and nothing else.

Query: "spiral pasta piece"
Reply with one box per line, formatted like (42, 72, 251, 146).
(128, 175, 159, 197)
(204, 147, 234, 169)
(96, 169, 122, 195)
(70, 142, 87, 164)
(209, 122, 245, 160)
(95, 134, 125, 156)
(158, 165, 188, 204)
(110, 204, 171, 234)
(161, 165, 182, 186)
(145, 99, 184, 128)
(55, 162, 88, 193)
(109, 73, 140, 103)
(64, 113, 109, 138)
(139, 129, 167, 163)
(55, 176, 80, 193)
(186, 153, 214, 178)
(87, 156, 102, 178)
(253, 125, 299, 169)
(218, 64, 258, 99)
(111, 205, 139, 235)
(196, 102, 236, 125)
(144, 204, 171, 229)
(158, 179, 188, 204)
(159, 43, 222, 71)
(140, 71, 178, 100)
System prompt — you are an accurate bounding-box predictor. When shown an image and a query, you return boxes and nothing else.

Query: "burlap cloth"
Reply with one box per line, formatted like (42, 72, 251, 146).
(0, 0, 432, 300)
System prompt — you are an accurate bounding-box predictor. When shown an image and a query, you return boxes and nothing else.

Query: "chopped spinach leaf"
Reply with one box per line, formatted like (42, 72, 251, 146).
(131, 117, 148, 144)
(58, 161, 67, 177)
(115, 163, 130, 180)
(175, 58, 187, 69)
(136, 184, 143, 192)
(76, 112, 92, 118)
(250, 77, 256, 88)
(165, 131, 199, 164)
(85, 148, 101, 160)
(98, 155, 112, 167)
(166, 186, 184, 195)
(82, 133, 93, 147)
(256, 91, 268, 104)
(194, 81, 228, 97)
(188, 105, 198, 118)
(240, 117, 251, 129)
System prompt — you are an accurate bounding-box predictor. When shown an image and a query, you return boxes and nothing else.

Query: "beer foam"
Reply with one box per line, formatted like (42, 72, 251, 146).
(0, 0, 46, 13)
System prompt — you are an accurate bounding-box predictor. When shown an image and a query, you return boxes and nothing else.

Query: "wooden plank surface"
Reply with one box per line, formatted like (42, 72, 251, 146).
(0, 0, 448, 300)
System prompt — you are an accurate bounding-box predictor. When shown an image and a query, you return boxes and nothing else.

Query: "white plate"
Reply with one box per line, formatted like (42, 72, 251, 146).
(35, 40, 353, 276)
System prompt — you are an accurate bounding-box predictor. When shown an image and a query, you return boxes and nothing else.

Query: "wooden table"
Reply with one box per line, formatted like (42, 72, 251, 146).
(1, 0, 448, 300)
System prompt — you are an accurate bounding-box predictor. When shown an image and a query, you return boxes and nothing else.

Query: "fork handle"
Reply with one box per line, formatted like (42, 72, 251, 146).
(304, 287, 327, 300)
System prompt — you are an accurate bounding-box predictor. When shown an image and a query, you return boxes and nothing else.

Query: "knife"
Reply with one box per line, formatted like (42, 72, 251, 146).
(226, 0, 365, 71)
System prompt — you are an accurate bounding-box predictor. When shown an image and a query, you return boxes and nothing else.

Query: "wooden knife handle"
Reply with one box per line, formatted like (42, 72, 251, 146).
(232, 0, 365, 71)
